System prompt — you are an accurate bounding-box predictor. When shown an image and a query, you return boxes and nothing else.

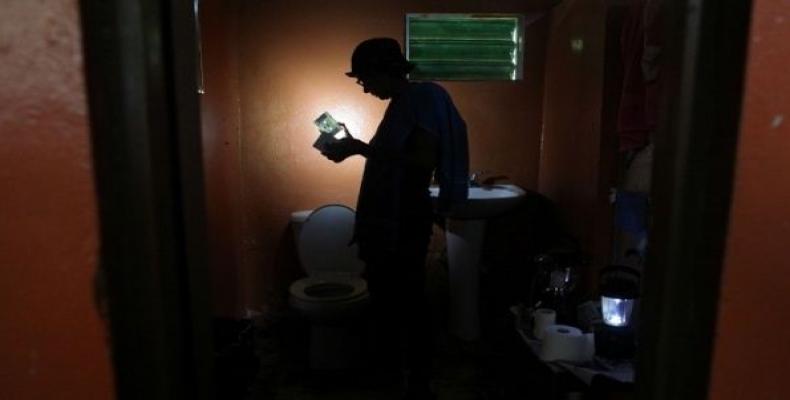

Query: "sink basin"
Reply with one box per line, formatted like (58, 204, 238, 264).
(430, 184, 526, 219)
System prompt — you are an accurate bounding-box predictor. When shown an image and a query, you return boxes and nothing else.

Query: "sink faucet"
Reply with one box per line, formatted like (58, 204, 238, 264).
(470, 170, 487, 187)
(470, 171, 510, 187)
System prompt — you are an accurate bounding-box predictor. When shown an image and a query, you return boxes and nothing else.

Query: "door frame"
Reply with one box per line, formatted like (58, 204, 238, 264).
(78, 0, 753, 399)
(635, 1, 752, 399)
(79, 1, 213, 398)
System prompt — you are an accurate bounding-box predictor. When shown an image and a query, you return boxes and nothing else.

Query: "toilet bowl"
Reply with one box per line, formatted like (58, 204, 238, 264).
(289, 275, 368, 322)
(287, 205, 370, 369)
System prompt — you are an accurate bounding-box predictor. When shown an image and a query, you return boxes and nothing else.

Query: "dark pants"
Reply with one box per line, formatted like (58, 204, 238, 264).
(361, 219, 433, 383)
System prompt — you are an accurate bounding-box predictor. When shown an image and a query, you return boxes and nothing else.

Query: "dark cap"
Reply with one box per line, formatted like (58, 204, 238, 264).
(345, 37, 415, 78)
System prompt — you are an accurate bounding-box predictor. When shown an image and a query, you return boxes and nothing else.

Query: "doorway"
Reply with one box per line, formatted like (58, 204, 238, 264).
(79, 1, 752, 399)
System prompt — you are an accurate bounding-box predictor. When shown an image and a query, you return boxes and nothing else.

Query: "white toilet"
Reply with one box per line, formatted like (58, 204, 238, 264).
(288, 205, 370, 370)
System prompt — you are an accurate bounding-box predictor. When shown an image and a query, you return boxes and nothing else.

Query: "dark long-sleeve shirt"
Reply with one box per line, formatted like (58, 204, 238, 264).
(354, 82, 468, 259)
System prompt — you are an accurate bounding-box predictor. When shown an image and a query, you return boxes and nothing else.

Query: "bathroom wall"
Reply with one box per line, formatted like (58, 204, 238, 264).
(708, 1, 790, 398)
(199, 0, 245, 317)
(0, 0, 115, 398)
(228, 0, 557, 312)
(539, 0, 615, 288)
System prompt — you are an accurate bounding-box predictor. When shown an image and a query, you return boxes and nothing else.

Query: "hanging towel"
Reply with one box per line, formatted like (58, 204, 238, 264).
(617, 0, 663, 152)
(614, 191, 649, 236)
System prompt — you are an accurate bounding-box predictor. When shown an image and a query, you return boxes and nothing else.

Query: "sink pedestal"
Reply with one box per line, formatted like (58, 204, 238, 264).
(430, 184, 526, 342)
(446, 219, 486, 341)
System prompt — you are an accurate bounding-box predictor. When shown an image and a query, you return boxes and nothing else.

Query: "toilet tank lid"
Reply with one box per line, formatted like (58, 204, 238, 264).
(291, 210, 312, 223)
(298, 205, 364, 276)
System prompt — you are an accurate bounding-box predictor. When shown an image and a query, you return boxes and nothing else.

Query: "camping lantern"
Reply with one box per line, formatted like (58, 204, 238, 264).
(595, 265, 641, 359)
(601, 295, 635, 327)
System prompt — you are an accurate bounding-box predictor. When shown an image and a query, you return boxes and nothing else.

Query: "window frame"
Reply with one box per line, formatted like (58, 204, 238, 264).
(404, 13, 525, 81)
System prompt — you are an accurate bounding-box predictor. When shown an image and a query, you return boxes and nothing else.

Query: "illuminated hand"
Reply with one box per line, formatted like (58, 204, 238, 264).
(337, 122, 355, 139)
(321, 122, 364, 163)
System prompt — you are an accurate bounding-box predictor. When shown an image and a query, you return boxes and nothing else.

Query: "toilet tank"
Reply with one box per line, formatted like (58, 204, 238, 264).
(290, 210, 313, 244)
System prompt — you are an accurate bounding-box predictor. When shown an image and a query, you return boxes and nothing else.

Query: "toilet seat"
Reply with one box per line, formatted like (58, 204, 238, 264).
(289, 205, 368, 305)
(287, 206, 370, 370)
(289, 276, 368, 303)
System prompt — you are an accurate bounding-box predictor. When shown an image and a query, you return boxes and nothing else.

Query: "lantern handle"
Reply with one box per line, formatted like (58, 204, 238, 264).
(599, 265, 641, 280)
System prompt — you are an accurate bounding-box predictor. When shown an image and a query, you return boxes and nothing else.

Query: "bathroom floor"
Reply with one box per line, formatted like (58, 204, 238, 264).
(244, 240, 535, 400)
(250, 338, 498, 400)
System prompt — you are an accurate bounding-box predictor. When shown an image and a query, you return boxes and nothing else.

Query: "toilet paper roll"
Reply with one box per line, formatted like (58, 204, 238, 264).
(539, 325, 593, 362)
(532, 308, 557, 339)
(582, 332, 596, 361)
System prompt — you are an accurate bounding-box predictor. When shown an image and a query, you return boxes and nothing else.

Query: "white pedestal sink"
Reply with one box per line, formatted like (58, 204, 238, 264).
(430, 184, 526, 341)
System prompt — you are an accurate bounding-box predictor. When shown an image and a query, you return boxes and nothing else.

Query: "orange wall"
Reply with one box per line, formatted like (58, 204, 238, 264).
(200, 0, 245, 317)
(0, 1, 115, 398)
(539, 0, 613, 286)
(708, 1, 790, 398)
(227, 0, 555, 311)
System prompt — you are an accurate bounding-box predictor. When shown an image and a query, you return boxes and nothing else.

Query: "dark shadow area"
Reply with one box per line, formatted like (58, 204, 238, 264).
(210, 193, 635, 399)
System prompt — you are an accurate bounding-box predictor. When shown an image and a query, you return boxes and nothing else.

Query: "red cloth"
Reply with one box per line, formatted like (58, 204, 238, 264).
(617, 0, 663, 152)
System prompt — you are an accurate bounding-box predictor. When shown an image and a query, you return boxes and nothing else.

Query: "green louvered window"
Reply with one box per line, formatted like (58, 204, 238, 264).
(406, 14, 524, 81)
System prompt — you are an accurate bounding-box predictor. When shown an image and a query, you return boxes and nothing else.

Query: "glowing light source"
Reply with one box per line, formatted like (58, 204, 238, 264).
(323, 105, 367, 140)
(601, 296, 634, 327)
(595, 266, 640, 359)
